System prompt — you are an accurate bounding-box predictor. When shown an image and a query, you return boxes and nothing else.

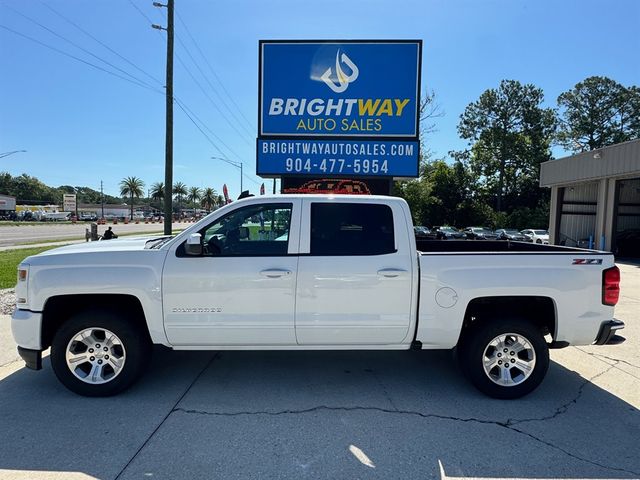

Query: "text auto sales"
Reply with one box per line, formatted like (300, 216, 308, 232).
(261, 140, 415, 174)
(268, 97, 411, 132)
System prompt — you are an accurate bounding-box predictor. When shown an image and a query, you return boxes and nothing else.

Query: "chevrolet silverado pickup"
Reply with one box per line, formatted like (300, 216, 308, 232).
(12, 195, 624, 398)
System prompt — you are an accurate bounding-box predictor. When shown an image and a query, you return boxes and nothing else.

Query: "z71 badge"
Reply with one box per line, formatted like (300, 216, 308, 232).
(572, 258, 603, 265)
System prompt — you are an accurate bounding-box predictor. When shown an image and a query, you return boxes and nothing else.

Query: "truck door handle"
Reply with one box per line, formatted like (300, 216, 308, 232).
(260, 269, 292, 278)
(377, 268, 407, 278)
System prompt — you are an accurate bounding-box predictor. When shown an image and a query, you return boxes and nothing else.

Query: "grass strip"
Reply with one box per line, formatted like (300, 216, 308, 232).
(0, 246, 60, 289)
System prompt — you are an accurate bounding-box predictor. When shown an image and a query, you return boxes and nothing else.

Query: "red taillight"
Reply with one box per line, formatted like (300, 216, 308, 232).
(602, 266, 620, 306)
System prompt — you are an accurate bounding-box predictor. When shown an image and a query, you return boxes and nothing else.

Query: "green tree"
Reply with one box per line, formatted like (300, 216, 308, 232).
(173, 181, 187, 216)
(187, 186, 201, 209)
(119, 176, 145, 220)
(457, 79, 556, 212)
(201, 187, 217, 212)
(150, 182, 164, 210)
(557, 76, 640, 152)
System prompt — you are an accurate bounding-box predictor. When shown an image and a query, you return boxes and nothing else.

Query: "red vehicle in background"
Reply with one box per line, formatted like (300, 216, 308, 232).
(284, 179, 371, 195)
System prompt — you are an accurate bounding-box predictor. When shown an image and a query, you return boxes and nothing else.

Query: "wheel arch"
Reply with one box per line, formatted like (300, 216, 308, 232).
(458, 295, 557, 345)
(41, 294, 149, 349)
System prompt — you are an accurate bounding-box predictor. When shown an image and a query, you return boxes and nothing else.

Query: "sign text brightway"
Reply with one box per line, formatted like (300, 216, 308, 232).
(259, 41, 421, 138)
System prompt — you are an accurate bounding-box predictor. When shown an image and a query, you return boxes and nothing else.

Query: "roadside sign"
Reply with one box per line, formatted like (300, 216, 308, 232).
(63, 194, 76, 212)
(257, 40, 422, 179)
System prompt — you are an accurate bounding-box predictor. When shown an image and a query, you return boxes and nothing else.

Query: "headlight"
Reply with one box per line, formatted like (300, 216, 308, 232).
(16, 264, 29, 306)
(18, 268, 28, 282)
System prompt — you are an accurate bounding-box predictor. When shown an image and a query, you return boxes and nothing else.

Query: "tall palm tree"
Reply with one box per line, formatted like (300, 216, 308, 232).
(188, 186, 201, 210)
(120, 176, 145, 220)
(201, 187, 217, 212)
(150, 182, 164, 210)
(173, 181, 187, 217)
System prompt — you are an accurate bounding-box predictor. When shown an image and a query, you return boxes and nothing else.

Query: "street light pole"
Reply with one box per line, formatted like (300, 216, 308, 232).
(211, 156, 243, 196)
(0, 150, 26, 159)
(153, 0, 174, 235)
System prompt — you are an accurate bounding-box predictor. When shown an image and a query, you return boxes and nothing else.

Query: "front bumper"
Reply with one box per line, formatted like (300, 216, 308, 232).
(594, 319, 625, 345)
(11, 309, 43, 350)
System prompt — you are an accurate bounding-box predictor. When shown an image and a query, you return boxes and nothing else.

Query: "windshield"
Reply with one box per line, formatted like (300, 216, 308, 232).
(534, 230, 548, 235)
(442, 227, 459, 232)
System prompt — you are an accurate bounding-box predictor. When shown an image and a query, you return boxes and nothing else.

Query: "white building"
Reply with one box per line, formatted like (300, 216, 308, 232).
(540, 139, 640, 257)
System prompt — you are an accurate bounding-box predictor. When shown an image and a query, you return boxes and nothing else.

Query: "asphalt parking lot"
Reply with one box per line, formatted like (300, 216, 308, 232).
(0, 262, 638, 480)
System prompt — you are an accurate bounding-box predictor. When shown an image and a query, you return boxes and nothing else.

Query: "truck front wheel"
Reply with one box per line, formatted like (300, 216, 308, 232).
(50, 310, 151, 396)
(459, 319, 549, 399)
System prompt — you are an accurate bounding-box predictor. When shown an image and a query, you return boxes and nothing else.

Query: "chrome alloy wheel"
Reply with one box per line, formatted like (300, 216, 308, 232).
(482, 333, 536, 387)
(65, 327, 126, 384)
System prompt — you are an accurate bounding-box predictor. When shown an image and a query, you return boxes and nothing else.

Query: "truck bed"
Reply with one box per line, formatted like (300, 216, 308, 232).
(415, 239, 594, 254)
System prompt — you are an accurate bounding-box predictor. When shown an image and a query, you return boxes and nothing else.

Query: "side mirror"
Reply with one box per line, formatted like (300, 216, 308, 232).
(185, 233, 202, 256)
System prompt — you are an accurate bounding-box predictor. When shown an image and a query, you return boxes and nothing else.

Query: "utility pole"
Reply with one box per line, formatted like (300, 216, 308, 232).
(153, 0, 174, 235)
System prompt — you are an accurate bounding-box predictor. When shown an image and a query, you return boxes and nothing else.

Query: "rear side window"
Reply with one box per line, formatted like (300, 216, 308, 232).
(310, 203, 395, 255)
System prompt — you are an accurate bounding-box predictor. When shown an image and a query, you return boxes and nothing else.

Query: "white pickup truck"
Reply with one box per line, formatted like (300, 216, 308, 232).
(12, 195, 624, 399)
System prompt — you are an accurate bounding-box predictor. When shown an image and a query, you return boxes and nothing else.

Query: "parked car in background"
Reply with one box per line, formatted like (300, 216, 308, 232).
(432, 226, 465, 240)
(495, 229, 528, 241)
(79, 212, 98, 222)
(414, 226, 435, 239)
(463, 227, 498, 240)
(521, 229, 550, 244)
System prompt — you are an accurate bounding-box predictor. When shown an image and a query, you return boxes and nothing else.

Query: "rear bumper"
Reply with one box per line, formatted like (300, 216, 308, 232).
(594, 319, 625, 345)
(17, 347, 42, 370)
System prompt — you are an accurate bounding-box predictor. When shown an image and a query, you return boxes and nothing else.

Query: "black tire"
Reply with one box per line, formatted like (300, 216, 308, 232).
(51, 309, 151, 397)
(458, 318, 549, 399)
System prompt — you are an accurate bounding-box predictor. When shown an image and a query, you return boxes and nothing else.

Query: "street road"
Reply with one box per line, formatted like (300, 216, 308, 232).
(0, 262, 638, 479)
(0, 222, 189, 247)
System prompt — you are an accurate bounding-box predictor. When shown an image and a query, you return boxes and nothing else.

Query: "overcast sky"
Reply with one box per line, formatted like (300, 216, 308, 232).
(1, 0, 638, 197)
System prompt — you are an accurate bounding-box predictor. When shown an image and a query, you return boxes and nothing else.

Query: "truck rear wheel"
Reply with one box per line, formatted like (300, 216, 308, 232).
(51, 310, 151, 396)
(459, 318, 549, 399)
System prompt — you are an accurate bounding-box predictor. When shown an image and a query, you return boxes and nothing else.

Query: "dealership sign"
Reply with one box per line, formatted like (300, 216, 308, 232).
(257, 40, 422, 178)
(63, 193, 76, 212)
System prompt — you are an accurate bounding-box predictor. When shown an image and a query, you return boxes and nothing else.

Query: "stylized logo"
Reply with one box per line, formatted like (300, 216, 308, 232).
(320, 50, 359, 93)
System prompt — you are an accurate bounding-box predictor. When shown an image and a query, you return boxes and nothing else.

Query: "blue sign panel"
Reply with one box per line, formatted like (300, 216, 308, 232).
(260, 41, 421, 138)
(257, 139, 419, 177)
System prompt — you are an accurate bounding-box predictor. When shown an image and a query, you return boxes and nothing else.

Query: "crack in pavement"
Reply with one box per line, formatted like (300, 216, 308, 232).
(0, 358, 21, 368)
(507, 363, 618, 426)
(172, 397, 639, 477)
(575, 347, 640, 370)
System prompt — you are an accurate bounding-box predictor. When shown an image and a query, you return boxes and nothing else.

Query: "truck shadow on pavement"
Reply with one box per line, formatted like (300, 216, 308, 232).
(0, 347, 638, 480)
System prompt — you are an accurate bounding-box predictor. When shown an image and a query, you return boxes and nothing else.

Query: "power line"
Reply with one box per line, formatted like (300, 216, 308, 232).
(40, 1, 164, 88)
(175, 10, 255, 136)
(127, 0, 158, 29)
(3, 4, 159, 91)
(154, 6, 253, 144)
(173, 47, 253, 146)
(174, 96, 243, 162)
(0, 24, 163, 94)
(174, 32, 254, 141)
(175, 10, 255, 131)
